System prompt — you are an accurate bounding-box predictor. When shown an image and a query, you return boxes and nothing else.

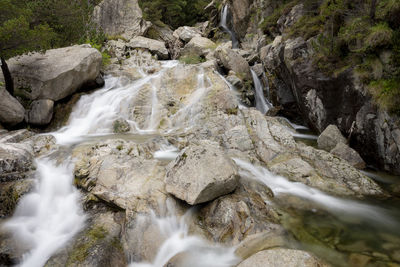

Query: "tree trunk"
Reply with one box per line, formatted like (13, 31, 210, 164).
(0, 57, 14, 96)
(370, 0, 377, 20)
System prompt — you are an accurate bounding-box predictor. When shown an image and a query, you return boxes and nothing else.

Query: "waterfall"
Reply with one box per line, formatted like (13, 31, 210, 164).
(3, 61, 233, 266)
(220, 5, 239, 49)
(250, 69, 272, 115)
(3, 158, 86, 267)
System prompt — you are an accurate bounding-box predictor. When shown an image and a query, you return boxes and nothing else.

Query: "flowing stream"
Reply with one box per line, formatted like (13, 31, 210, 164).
(3, 59, 400, 267)
(250, 69, 272, 114)
(220, 5, 239, 49)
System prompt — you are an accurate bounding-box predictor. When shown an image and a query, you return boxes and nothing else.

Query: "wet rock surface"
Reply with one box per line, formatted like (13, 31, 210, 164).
(237, 248, 328, 267)
(1, 46, 397, 267)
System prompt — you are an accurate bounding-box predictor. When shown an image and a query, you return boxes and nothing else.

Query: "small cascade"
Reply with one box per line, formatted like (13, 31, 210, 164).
(250, 69, 272, 115)
(168, 68, 211, 132)
(220, 5, 239, 49)
(129, 203, 238, 267)
(233, 158, 396, 227)
(3, 158, 86, 267)
(262, 72, 271, 100)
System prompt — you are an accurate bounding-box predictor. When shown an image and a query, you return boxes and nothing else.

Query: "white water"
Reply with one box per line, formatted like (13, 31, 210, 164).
(153, 145, 180, 161)
(3, 158, 86, 267)
(3, 61, 238, 267)
(130, 203, 238, 267)
(233, 158, 396, 227)
(251, 69, 272, 114)
(220, 5, 239, 49)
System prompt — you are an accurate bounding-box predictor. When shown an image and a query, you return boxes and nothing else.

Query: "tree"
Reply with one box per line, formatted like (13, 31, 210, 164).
(0, 0, 55, 95)
(370, 0, 377, 20)
(139, 0, 209, 29)
(0, 0, 101, 95)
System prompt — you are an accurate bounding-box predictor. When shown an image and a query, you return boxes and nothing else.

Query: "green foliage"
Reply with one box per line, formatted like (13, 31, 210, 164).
(365, 23, 393, 50)
(260, 0, 298, 35)
(179, 54, 206, 64)
(287, 15, 325, 40)
(263, 0, 399, 113)
(139, 0, 209, 29)
(369, 78, 400, 115)
(86, 38, 111, 67)
(0, 0, 102, 60)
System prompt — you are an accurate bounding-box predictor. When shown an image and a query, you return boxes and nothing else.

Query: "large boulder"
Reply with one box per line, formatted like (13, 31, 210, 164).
(165, 141, 239, 205)
(8, 44, 102, 101)
(0, 142, 34, 180)
(0, 88, 25, 126)
(182, 36, 216, 57)
(331, 142, 366, 169)
(215, 44, 251, 79)
(93, 0, 150, 40)
(26, 99, 54, 125)
(127, 36, 169, 59)
(237, 248, 328, 267)
(317, 125, 347, 152)
(173, 26, 201, 43)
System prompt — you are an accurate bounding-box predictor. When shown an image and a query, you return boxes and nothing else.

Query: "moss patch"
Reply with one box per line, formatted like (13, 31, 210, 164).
(179, 54, 206, 64)
(66, 226, 108, 265)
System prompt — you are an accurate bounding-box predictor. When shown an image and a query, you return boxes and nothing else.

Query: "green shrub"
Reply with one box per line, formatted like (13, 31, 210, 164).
(179, 54, 205, 64)
(365, 23, 393, 50)
(369, 78, 400, 115)
(338, 17, 370, 52)
(139, 0, 209, 29)
(260, 0, 298, 35)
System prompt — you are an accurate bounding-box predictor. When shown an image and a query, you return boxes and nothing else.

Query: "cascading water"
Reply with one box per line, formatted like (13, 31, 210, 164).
(130, 202, 238, 267)
(3, 60, 238, 267)
(220, 5, 239, 49)
(233, 158, 397, 227)
(250, 69, 272, 115)
(3, 158, 86, 267)
(3, 51, 400, 267)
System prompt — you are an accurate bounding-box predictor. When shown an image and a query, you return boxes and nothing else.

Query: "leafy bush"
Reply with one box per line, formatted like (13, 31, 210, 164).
(365, 23, 393, 50)
(179, 54, 205, 64)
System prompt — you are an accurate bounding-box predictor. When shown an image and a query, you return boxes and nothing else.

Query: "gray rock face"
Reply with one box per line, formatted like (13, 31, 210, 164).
(0, 129, 33, 143)
(318, 125, 347, 152)
(93, 0, 150, 40)
(237, 248, 328, 267)
(182, 36, 215, 57)
(127, 36, 169, 59)
(215, 44, 250, 79)
(261, 34, 400, 174)
(27, 99, 54, 125)
(331, 142, 366, 169)
(0, 142, 34, 179)
(229, 0, 252, 39)
(8, 45, 102, 102)
(173, 26, 201, 42)
(277, 4, 305, 32)
(0, 88, 25, 126)
(165, 141, 239, 205)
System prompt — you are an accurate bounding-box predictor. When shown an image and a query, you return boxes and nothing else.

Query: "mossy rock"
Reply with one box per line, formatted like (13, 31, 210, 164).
(45, 211, 126, 267)
(113, 119, 130, 133)
(0, 179, 34, 218)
